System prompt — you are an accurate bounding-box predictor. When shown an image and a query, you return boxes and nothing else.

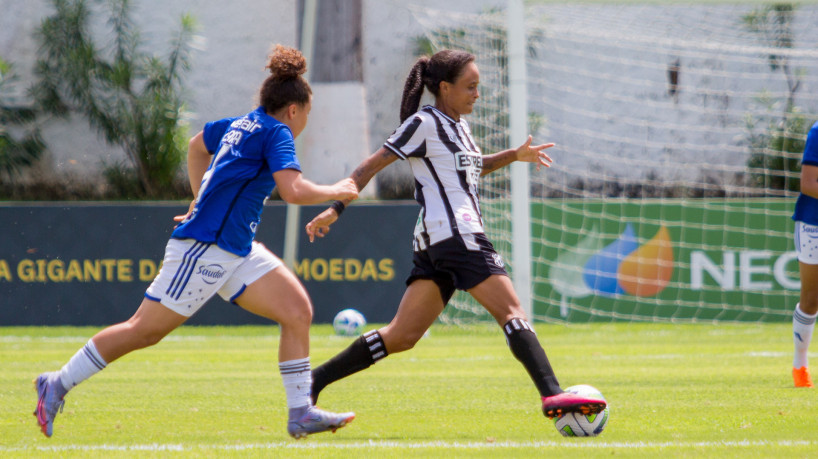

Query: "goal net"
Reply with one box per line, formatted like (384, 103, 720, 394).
(409, 3, 818, 324)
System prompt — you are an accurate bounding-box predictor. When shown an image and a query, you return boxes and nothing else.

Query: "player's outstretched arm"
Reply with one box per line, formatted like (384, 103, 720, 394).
(274, 169, 358, 205)
(306, 147, 398, 242)
(345, 147, 399, 203)
(481, 135, 554, 176)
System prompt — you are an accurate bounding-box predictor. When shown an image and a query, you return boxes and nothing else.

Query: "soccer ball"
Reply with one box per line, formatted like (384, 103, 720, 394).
(333, 308, 366, 336)
(553, 385, 609, 437)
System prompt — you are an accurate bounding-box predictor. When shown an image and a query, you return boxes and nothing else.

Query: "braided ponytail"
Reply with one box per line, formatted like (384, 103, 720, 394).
(399, 57, 429, 123)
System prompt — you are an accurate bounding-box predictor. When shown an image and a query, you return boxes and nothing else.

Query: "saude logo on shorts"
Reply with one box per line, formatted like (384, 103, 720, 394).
(803, 224, 818, 238)
(492, 253, 504, 268)
(197, 264, 226, 284)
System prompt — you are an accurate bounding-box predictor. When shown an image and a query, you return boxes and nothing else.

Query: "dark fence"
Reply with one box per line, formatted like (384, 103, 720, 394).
(0, 202, 418, 326)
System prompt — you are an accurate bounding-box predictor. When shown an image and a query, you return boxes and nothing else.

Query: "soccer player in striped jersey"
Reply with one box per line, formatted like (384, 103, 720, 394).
(34, 45, 357, 439)
(792, 120, 818, 388)
(305, 49, 606, 423)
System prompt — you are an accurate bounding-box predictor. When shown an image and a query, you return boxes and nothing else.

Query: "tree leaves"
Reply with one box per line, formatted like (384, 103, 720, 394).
(32, 0, 197, 198)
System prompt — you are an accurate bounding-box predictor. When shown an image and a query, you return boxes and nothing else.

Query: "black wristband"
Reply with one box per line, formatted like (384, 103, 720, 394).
(330, 200, 346, 216)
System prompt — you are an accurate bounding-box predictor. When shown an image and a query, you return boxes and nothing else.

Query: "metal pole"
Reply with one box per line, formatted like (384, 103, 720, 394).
(507, 0, 532, 319)
(283, 0, 318, 269)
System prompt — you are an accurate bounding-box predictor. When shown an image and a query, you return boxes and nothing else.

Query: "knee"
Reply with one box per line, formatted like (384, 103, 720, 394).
(294, 303, 313, 327)
(279, 300, 313, 329)
(384, 330, 422, 353)
(140, 332, 166, 348)
(130, 328, 166, 350)
(491, 307, 525, 327)
(124, 320, 168, 350)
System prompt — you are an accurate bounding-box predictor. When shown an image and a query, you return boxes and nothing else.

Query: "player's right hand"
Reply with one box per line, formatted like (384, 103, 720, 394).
(334, 178, 359, 201)
(305, 207, 339, 243)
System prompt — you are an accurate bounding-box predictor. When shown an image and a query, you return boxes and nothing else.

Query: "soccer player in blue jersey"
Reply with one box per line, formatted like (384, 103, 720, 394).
(34, 45, 357, 438)
(792, 120, 818, 388)
(305, 49, 606, 424)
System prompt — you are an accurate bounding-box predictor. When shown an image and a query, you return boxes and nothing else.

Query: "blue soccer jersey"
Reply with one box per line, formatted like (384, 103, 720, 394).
(793, 121, 818, 226)
(172, 106, 301, 256)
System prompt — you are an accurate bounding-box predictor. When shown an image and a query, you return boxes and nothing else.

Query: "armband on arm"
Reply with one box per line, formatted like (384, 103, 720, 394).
(330, 200, 346, 216)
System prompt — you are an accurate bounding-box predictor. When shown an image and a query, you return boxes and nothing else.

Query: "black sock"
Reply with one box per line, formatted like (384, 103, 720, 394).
(503, 318, 562, 397)
(311, 330, 388, 404)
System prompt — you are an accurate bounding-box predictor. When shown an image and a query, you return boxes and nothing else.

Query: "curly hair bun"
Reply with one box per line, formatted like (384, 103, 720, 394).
(265, 44, 307, 80)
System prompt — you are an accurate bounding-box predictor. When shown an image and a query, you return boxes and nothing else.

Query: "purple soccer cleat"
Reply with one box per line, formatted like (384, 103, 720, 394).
(33, 372, 67, 437)
(287, 405, 355, 439)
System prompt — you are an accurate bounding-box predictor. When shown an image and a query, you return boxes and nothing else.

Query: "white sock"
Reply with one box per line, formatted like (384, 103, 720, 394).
(793, 303, 817, 369)
(58, 339, 107, 391)
(279, 357, 312, 410)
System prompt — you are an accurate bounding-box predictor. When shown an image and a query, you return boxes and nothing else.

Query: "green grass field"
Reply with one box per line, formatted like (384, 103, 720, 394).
(1, 322, 815, 458)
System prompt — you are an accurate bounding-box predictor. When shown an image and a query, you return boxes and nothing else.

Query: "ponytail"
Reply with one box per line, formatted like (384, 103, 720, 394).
(399, 57, 428, 123)
(398, 50, 475, 123)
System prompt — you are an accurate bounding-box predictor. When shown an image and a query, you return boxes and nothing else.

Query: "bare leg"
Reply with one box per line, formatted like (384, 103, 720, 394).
(311, 279, 444, 403)
(233, 266, 312, 362)
(800, 261, 818, 315)
(91, 298, 188, 363)
(466, 274, 525, 324)
(234, 264, 354, 437)
(379, 279, 446, 353)
(34, 298, 187, 437)
(469, 275, 562, 397)
(793, 261, 818, 385)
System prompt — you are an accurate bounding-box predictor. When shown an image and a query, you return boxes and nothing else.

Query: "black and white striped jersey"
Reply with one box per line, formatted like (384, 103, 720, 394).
(384, 105, 484, 251)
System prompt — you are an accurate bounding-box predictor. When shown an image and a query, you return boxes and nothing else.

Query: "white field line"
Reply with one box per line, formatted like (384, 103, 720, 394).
(0, 335, 211, 343)
(1, 440, 816, 453)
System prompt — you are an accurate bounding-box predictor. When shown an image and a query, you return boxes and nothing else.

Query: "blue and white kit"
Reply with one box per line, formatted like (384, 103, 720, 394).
(793, 121, 818, 264)
(174, 106, 301, 256)
(146, 106, 298, 315)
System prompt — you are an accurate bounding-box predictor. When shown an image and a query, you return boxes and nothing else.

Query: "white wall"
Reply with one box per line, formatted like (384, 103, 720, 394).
(361, 0, 507, 193)
(0, 0, 296, 178)
(0, 0, 525, 191)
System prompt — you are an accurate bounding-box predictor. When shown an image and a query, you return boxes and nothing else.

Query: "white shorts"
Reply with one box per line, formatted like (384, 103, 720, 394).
(145, 239, 282, 317)
(795, 221, 818, 265)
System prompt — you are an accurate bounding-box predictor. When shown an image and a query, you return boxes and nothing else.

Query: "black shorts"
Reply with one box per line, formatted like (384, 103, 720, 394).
(407, 233, 509, 304)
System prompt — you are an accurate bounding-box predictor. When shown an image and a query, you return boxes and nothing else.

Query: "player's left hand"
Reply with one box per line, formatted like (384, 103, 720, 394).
(515, 135, 554, 171)
(306, 207, 339, 243)
(173, 200, 196, 225)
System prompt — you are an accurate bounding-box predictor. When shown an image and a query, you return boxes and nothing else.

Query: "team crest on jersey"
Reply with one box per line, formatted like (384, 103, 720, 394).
(492, 253, 505, 268)
(197, 264, 226, 285)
